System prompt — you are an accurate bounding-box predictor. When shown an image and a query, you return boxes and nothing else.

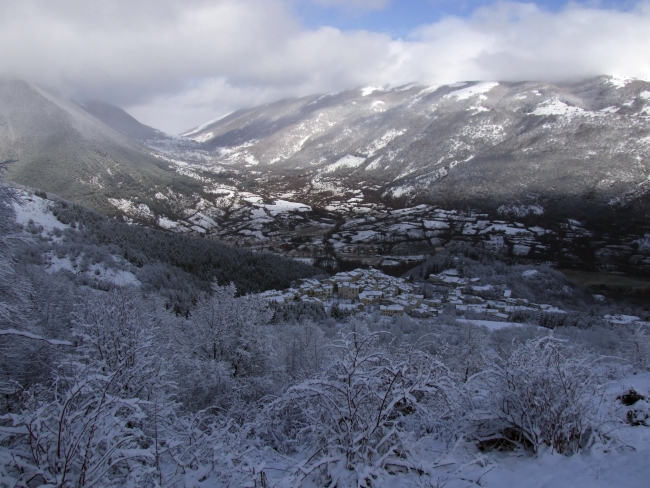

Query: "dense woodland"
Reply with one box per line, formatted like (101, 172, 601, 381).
(1, 181, 650, 487)
(35, 196, 320, 313)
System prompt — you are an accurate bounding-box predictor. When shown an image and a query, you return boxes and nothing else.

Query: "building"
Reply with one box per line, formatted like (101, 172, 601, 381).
(380, 304, 405, 316)
(338, 282, 361, 298)
(359, 290, 383, 305)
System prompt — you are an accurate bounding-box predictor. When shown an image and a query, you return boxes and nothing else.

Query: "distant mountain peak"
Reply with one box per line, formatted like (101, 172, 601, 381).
(79, 99, 165, 142)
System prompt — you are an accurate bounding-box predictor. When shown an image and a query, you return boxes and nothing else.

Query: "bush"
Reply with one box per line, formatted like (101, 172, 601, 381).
(264, 332, 458, 486)
(470, 335, 604, 455)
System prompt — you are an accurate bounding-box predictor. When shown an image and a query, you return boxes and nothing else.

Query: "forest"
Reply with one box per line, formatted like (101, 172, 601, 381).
(1, 180, 650, 487)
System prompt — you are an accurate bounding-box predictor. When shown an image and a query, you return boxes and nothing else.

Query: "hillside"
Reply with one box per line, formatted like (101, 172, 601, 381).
(2, 180, 650, 487)
(6, 183, 320, 309)
(0, 78, 204, 217)
(182, 76, 650, 213)
(2, 76, 650, 276)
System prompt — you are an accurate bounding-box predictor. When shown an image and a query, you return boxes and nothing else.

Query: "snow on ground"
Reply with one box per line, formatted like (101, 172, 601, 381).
(476, 371, 650, 488)
(361, 86, 381, 96)
(45, 255, 140, 286)
(604, 314, 643, 325)
(480, 223, 532, 236)
(188, 131, 215, 143)
(239, 229, 267, 240)
(242, 194, 264, 205)
(322, 155, 366, 173)
(423, 219, 450, 230)
(365, 157, 383, 171)
(189, 212, 217, 229)
(456, 318, 526, 330)
(388, 222, 419, 233)
(350, 230, 377, 242)
(362, 130, 406, 157)
(108, 198, 154, 220)
(445, 82, 499, 101)
(182, 112, 233, 138)
(532, 99, 585, 117)
(157, 216, 179, 230)
(388, 184, 416, 198)
(12, 190, 69, 234)
(312, 176, 348, 195)
(244, 154, 259, 166)
(608, 75, 635, 88)
(263, 199, 311, 216)
(417, 84, 442, 97)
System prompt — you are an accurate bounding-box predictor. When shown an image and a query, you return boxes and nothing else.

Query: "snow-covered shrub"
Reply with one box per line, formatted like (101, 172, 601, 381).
(264, 332, 458, 486)
(153, 410, 276, 487)
(0, 185, 40, 406)
(282, 320, 327, 381)
(0, 361, 151, 487)
(183, 283, 273, 379)
(442, 323, 493, 382)
(471, 335, 604, 455)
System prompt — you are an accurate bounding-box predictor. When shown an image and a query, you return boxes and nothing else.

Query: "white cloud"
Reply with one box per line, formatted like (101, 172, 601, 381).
(406, 2, 650, 83)
(0, 0, 649, 133)
(311, 0, 390, 12)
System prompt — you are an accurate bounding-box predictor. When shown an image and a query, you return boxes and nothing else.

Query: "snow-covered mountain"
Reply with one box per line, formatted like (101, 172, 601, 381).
(80, 99, 167, 142)
(0, 78, 206, 217)
(3, 75, 650, 274)
(183, 75, 650, 213)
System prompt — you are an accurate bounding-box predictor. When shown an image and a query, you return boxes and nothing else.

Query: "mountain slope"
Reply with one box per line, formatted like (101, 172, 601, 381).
(0, 78, 203, 216)
(80, 99, 165, 142)
(183, 76, 650, 213)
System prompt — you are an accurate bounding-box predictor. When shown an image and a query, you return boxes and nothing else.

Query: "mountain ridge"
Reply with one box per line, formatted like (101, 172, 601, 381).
(0, 77, 205, 217)
(2, 75, 650, 275)
(179, 76, 650, 214)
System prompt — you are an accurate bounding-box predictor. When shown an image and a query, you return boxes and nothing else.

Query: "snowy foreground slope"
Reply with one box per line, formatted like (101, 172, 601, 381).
(2, 183, 650, 487)
(475, 374, 650, 488)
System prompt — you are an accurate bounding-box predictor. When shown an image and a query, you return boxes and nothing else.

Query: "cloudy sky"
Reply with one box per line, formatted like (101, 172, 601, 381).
(1, 0, 648, 133)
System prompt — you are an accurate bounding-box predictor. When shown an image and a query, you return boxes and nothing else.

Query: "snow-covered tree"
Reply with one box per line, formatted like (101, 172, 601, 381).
(0, 359, 151, 487)
(444, 323, 493, 382)
(282, 320, 327, 381)
(183, 283, 273, 377)
(265, 332, 458, 486)
(0, 183, 45, 408)
(72, 287, 172, 402)
(0, 184, 32, 330)
(628, 324, 650, 372)
(172, 283, 275, 411)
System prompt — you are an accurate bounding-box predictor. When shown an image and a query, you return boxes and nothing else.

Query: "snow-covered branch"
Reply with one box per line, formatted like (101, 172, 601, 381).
(0, 329, 73, 346)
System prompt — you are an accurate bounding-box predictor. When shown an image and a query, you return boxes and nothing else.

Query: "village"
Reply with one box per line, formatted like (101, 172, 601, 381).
(257, 266, 570, 320)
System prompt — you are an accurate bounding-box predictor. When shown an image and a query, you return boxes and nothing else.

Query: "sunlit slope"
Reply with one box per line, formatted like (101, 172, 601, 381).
(184, 76, 650, 212)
